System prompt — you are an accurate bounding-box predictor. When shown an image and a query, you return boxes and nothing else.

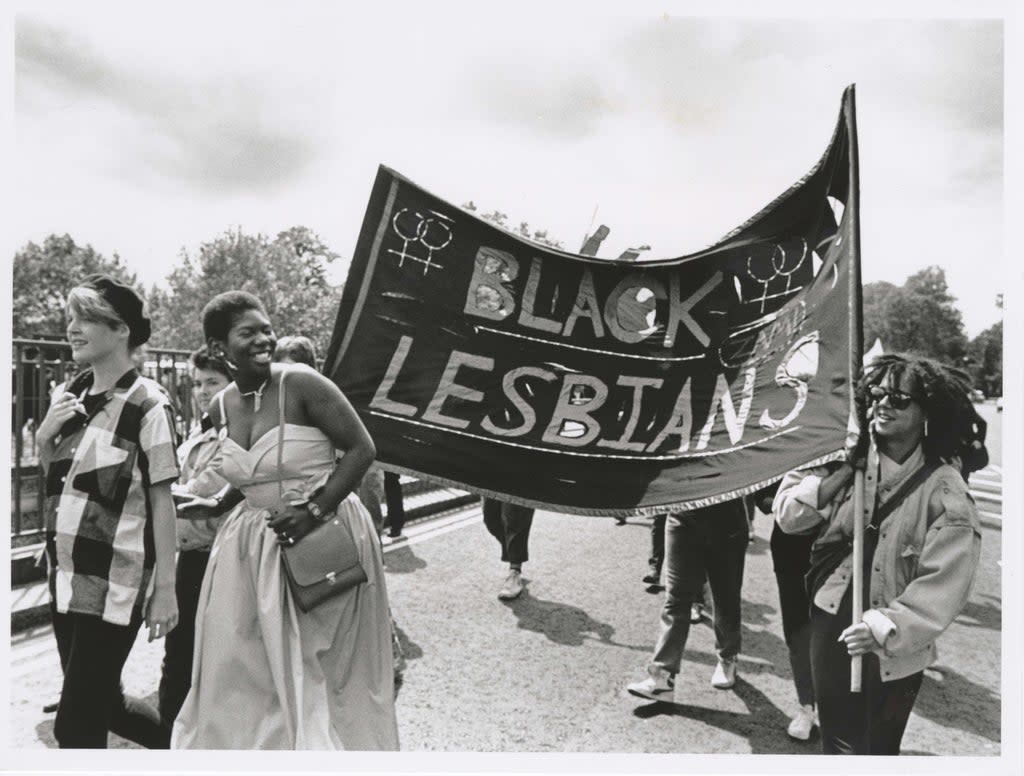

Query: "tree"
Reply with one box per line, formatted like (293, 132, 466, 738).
(12, 235, 139, 339)
(968, 319, 1002, 397)
(461, 201, 565, 249)
(861, 266, 969, 365)
(147, 226, 343, 358)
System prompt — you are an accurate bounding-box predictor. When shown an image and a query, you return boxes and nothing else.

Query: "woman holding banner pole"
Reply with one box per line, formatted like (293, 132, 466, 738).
(774, 354, 985, 755)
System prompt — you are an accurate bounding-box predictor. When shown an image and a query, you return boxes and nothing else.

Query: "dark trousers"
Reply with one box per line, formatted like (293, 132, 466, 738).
(482, 498, 534, 566)
(384, 471, 405, 537)
(770, 524, 816, 707)
(810, 591, 923, 755)
(51, 606, 165, 748)
(652, 501, 748, 673)
(648, 514, 667, 574)
(158, 548, 210, 731)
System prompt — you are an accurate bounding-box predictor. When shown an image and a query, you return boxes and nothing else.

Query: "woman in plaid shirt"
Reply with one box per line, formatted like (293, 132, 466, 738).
(36, 275, 179, 748)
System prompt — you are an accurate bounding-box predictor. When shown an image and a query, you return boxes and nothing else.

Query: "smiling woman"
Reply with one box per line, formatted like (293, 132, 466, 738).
(773, 353, 987, 755)
(170, 290, 399, 751)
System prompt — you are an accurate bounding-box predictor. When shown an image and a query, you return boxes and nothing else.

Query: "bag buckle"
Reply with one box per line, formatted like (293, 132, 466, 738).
(326, 571, 337, 585)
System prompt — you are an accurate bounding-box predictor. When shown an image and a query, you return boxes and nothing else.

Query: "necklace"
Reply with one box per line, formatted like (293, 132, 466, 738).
(239, 378, 270, 412)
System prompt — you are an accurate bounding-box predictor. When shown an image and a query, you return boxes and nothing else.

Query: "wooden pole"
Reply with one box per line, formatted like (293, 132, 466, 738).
(845, 84, 866, 693)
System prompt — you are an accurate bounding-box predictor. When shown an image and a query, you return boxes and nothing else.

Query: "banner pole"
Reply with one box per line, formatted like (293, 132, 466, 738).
(845, 84, 866, 694)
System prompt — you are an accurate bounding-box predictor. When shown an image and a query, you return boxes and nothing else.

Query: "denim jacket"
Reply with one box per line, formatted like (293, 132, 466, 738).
(774, 443, 981, 681)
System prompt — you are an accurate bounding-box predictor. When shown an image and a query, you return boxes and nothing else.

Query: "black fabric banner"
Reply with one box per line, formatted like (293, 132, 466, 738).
(325, 89, 860, 516)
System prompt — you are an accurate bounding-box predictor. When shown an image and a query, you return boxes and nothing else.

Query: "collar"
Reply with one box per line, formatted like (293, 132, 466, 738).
(877, 443, 925, 487)
(67, 367, 140, 398)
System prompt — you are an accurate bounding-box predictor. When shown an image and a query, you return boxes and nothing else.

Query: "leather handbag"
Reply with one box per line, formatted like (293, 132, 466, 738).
(273, 368, 368, 612)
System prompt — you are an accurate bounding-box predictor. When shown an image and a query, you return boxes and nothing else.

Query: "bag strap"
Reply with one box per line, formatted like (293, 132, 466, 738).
(277, 367, 288, 502)
(871, 460, 941, 529)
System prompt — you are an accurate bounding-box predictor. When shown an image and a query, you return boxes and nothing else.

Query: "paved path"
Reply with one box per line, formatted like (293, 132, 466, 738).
(8, 467, 1003, 756)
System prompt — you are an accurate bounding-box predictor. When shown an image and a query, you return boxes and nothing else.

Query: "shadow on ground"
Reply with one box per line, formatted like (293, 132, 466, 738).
(913, 665, 1001, 744)
(384, 544, 428, 574)
(631, 676, 819, 755)
(504, 588, 650, 652)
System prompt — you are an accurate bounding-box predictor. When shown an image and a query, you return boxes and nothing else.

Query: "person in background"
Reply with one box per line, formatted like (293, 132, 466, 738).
(482, 498, 535, 601)
(156, 346, 234, 735)
(753, 481, 819, 741)
(642, 514, 711, 624)
(273, 335, 318, 370)
(35, 275, 179, 748)
(627, 497, 749, 700)
(775, 353, 984, 755)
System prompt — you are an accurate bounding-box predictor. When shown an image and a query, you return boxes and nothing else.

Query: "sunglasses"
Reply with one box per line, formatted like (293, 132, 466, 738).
(868, 384, 917, 410)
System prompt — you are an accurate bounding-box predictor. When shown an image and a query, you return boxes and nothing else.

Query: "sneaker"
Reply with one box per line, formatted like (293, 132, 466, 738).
(711, 658, 737, 689)
(641, 569, 661, 585)
(786, 704, 816, 741)
(689, 603, 704, 623)
(626, 666, 675, 701)
(382, 533, 407, 547)
(497, 570, 525, 600)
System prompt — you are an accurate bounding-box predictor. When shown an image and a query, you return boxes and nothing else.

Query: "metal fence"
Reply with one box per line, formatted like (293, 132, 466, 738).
(11, 339, 195, 537)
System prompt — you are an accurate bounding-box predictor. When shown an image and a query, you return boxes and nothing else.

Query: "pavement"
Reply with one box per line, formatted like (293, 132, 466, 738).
(7, 462, 1004, 756)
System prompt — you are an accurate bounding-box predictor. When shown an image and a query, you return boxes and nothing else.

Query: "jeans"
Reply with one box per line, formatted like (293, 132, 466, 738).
(51, 607, 165, 748)
(651, 500, 748, 674)
(810, 590, 923, 754)
(770, 523, 816, 707)
(482, 498, 534, 566)
(158, 548, 210, 732)
(648, 514, 667, 575)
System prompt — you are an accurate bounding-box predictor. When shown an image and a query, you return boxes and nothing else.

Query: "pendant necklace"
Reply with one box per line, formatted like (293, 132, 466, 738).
(240, 378, 270, 412)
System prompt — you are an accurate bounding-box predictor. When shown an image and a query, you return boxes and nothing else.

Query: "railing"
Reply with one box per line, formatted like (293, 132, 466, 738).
(11, 339, 195, 537)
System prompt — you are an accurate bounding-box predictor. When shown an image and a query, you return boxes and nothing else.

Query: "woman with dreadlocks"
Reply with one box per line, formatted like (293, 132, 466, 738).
(773, 353, 986, 755)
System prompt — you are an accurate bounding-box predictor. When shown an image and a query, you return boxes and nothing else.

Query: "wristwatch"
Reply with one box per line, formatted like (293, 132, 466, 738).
(306, 500, 327, 522)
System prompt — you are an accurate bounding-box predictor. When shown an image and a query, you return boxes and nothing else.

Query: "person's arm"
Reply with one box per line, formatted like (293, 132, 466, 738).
(858, 475, 981, 656)
(773, 463, 847, 534)
(138, 400, 181, 640)
(266, 370, 376, 543)
(146, 482, 179, 641)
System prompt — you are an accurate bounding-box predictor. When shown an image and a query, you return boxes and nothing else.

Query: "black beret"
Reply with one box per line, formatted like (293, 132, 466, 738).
(81, 274, 152, 347)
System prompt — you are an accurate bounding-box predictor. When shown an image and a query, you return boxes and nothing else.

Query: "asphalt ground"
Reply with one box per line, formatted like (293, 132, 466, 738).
(8, 465, 1003, 758)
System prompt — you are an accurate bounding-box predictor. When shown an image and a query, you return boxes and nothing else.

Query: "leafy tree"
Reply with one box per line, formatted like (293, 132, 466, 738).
(861, 266, 969, 365)
(147, 226, 342, 358)
(12, 235, 139, 339)
(461, 201, 565, 249)
(967, 319, 1002, 397)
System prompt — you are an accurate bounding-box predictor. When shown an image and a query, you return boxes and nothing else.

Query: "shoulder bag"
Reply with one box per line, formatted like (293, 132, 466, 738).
(273, 368, 368, 612)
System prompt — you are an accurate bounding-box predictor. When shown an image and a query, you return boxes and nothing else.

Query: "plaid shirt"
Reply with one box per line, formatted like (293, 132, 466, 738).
(42, 368, 180, 625)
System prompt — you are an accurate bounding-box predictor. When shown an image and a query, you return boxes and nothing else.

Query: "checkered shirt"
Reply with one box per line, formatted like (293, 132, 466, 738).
(42, 368, 180, 625)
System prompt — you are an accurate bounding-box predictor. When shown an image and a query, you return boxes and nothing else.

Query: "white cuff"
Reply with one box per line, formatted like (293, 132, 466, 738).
(861, 609, 897, 654)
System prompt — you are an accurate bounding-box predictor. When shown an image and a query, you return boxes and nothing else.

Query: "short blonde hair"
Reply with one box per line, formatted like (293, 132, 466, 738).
(67, 286, 126, 329)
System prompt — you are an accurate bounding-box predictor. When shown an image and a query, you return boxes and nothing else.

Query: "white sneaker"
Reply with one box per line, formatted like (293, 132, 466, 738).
(786, 704, 816, 741)
(626, 666, 675, 701)
(497, 570, 525, 600)
(711, 658, 737, 689)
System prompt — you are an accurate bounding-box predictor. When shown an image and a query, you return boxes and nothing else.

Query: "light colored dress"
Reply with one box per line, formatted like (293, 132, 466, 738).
(171, 398, 399, 749)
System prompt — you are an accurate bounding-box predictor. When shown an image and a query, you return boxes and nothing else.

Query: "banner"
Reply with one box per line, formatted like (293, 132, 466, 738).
(325, 88, 860, 516)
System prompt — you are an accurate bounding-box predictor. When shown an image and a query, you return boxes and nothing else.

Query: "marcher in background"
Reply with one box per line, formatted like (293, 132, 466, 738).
(642, 513, 711, 622)
(156, 346, 234, 735)
(173, 292, 398, 750)
(755, 482, 818, 741)
(627, 497, 749, 700)
(775, 353, 985, 755)
(35, 275, 179, 748)
(273, 335, 318, 370)
(360, 466, 407, 545)
(482, 498, 535, 600)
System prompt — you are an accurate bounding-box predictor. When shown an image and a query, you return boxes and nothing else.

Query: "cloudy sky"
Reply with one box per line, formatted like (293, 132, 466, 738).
(11, 3, 1004, 335)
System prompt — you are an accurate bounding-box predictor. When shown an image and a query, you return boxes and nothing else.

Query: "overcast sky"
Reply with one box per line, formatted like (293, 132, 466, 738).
(11, 4, 1004, 335)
